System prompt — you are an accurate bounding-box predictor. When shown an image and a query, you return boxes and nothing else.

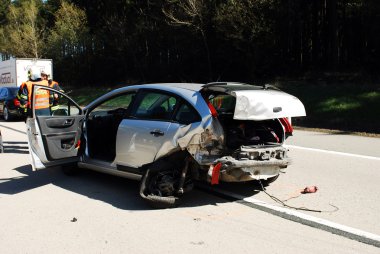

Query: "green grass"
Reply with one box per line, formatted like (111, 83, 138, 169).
(277, 81, 380, 134)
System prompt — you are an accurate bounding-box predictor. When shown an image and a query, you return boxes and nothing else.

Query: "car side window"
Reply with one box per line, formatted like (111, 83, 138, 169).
(174, 103, 201, 125)
(132, 91, 177, 121)
(34, 87, 81, 116)
(89, 92, 136, 117)
(51, 95, 81, 116)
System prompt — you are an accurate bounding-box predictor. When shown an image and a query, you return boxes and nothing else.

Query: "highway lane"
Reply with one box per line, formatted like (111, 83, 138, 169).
(287, 129, 380, 157)
(286, 130, 380, 235)
(192, 129, 380, 246)
(0, 120, 379, 253)
(214, 130, 380, 236)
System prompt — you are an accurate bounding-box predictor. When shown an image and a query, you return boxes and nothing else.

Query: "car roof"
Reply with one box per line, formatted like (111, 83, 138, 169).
(83, 83, 205, 110)
(0, 86, 19, 91)
(131, 82, 266, 92)
(156, 83, 204, 91)
(131, 83, 204, 92)
(83, 82, 273, 110)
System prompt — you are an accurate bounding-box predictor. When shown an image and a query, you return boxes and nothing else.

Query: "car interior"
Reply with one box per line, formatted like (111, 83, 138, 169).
(86, 93, 135, 162)
(209, 93, 285, 149)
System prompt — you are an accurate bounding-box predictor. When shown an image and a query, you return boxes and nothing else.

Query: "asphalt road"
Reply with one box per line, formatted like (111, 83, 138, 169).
(0, 120, 379, 253)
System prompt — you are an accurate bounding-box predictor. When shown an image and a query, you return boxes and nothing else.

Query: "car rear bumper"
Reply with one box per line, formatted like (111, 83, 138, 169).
(210, 145, 289, 182)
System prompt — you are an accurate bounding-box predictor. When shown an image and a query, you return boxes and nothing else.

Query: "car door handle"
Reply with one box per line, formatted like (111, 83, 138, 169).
(63, 119, 73, 126)
(150, 130, 164, 137)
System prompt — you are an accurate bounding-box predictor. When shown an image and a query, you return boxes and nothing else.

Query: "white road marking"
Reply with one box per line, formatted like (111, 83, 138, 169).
(209, 187, 380, 248)
(286, 145, 380, 161)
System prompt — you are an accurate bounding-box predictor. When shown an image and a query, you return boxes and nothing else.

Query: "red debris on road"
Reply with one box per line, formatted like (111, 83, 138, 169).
(301, 186, 318, 194)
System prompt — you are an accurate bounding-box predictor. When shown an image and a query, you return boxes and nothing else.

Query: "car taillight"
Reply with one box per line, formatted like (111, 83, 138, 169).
(280, 117, 293, 136)
(207, 101, 218, 118)
(13, 98, 20, 107)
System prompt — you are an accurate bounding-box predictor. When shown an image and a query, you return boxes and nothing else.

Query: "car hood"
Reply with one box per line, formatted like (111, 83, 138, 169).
(231, 90, 306, 120)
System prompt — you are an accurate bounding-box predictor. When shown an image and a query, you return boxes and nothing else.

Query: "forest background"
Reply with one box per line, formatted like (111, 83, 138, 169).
(0, 0, 379, 133)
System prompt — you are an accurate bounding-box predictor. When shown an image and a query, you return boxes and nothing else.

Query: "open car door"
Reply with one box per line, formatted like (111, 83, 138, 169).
(26, 85, 84, 170)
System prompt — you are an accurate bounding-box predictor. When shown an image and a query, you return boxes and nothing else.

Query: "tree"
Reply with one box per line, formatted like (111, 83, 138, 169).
(163, 0, 214, 80)
(213, 0, 277, 78)
(46, 0, 89, 85)
(0, 0, 45, 58)
(48, 1, 89, 59)
(0, 0, 10, 25)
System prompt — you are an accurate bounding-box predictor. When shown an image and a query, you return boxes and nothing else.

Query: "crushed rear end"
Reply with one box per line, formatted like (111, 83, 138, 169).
(188, 83, 306, 183)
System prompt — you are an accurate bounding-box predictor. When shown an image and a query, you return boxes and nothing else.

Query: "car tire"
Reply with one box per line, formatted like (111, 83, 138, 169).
(139, 169, 179, 209)
(3, 106, 11, 121)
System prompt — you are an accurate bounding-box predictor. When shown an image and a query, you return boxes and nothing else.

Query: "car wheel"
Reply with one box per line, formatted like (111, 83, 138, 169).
(139, 169, 179, 209)
(3, 106, 11, 121)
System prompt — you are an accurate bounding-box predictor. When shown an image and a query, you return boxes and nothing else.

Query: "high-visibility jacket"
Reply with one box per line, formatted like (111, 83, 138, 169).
(17, 79, 64, 111)
(49, 80, 63, 91)
(48, 80, 64, 111)
(17, 80, 50, 111)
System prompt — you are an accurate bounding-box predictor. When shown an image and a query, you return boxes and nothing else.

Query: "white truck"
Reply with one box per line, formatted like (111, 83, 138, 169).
(0, 58, 53, 87)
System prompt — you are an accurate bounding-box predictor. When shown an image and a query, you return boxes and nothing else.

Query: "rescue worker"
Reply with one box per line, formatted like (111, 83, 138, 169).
(17, 67, 51, 116)
(41, 70, 64, 113)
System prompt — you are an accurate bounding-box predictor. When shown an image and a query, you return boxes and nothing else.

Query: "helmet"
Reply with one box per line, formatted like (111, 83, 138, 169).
(29, 66, 41, 81)
(40, 70, 50, 78)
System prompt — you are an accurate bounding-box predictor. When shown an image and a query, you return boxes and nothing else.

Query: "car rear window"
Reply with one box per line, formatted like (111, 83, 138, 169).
(209, 94, 236, 114)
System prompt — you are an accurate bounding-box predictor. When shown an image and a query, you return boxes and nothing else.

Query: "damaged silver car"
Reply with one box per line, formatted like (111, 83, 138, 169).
(26, 82, 305, 208)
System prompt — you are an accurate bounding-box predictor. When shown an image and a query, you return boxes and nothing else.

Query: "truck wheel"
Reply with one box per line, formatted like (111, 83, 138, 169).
(139, 169, 179, 209)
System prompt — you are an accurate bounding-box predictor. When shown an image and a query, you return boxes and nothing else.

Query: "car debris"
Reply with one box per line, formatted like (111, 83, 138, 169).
(301, 185, 319, 194)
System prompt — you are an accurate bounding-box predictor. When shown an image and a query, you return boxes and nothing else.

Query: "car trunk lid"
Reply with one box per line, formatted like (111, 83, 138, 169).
(232, 89, 306, 120)
(201, 83, 306, 120)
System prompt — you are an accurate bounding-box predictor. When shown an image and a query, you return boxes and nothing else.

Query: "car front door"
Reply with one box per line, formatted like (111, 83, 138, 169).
(26, 85, 84, 170)
(115, 90, 180, 168)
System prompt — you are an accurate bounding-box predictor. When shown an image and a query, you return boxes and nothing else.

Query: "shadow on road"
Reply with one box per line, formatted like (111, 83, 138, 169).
(0, 164, 263, 210)
(2, 141, 29, 154)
